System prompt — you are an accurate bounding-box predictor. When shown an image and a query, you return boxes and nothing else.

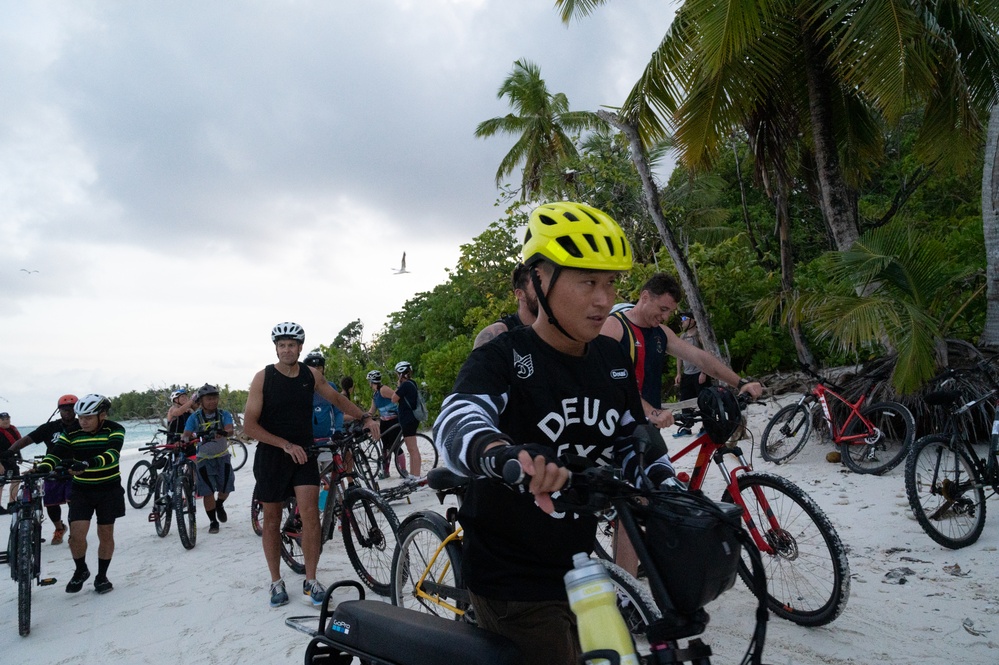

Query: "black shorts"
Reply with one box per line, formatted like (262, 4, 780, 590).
(68, 484, 126, 525)
(400, 419, 418, 437)
(253, 445, 320, 503)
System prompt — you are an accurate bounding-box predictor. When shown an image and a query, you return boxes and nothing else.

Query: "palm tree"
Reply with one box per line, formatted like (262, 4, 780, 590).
(982, 105, 999, 347)
(475, 59, 605, 200)
(556, 0, 999, 252)
(793, 225, 983, 393)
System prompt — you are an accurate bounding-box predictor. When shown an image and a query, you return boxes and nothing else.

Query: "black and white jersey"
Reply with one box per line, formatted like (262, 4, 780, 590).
(434, 326, 649, 601)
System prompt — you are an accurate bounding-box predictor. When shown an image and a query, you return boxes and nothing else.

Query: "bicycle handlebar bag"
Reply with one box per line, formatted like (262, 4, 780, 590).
(638, 491, 743, 614)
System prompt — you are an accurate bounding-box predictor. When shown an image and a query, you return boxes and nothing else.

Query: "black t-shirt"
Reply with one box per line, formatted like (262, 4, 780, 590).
(395, 379, 419, 427)
(434, 326, 645, 601)
(28, 419, 80, 453)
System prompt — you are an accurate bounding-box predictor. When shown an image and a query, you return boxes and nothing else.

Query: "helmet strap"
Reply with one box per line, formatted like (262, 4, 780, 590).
(530, 264, 577, 342)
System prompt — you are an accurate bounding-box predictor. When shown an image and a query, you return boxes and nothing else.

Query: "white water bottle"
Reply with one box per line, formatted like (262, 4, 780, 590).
(564, 552, 639, 665)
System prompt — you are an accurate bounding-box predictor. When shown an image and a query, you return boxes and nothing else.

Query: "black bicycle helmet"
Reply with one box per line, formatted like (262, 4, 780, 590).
(697, 386, 742, 446)
(304, 351, 326, 367)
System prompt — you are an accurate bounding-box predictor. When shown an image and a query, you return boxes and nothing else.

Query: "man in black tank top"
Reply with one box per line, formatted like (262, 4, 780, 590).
(243, 322, 378, 609)
(473, 262, 539, 349)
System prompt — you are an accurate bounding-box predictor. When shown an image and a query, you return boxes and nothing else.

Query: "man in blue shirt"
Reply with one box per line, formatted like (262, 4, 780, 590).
(182, 384, 234, 535)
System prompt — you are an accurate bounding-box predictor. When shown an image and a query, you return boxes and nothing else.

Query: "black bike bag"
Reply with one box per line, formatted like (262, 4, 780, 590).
(322, 600, 522, 665)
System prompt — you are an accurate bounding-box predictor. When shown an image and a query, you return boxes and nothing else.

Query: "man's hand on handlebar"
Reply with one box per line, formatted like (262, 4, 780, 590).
(481, 443, 569, 515)
(738, 381, 765, 400)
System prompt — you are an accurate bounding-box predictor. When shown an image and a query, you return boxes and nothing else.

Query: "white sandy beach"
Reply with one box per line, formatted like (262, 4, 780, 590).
(2, 400, 998, 664)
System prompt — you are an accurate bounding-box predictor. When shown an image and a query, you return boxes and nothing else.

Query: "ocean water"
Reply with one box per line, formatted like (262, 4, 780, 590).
(13, 419, 167, 461)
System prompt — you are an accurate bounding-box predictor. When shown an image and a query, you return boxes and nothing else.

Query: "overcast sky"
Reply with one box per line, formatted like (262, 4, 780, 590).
(1, 0, 675, 425)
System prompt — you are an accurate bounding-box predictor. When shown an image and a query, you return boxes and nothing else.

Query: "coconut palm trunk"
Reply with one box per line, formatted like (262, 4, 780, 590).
(981, 105, 999, 347)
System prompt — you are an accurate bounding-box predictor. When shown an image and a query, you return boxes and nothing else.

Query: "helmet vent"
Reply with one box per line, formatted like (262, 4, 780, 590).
(557, 236, 583, 258)
(563, 211, 579, 222)
(583, 234, 599, 253)
(603, 236, 616, 256)
(538, 214, 558, 226)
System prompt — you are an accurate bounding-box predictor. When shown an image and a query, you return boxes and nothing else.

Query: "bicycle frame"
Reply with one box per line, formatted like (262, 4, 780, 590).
(810, 383, 880, 447)
(669, 432, 784, 556)
(410, 527, 467, 616)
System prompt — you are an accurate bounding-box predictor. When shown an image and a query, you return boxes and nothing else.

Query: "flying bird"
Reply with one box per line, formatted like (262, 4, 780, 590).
(393, 252, 409, 274)
(20, 268, 39, 274)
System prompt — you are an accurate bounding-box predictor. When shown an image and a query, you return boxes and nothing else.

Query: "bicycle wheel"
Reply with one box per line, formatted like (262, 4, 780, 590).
(350, 434, 383, 491)
(391, 511, 470, 621)
(250, 484, 263, 537)
(722, 472, 850, 627)
(341, 486, 400, 596)
(174, 472, 197, 550)
(600, 559, 662, 636)
(761, 403, 812, 464)
(153, 473, 173, 538)
(841, 401, 915, 475)
(279, 497, 306, 575)
(18, 519, 33, 636)
(393, 432, 439, 478)
(228, 439, 248, 471)
(905, 435, 986, 549)
(127, 460, 155, 509)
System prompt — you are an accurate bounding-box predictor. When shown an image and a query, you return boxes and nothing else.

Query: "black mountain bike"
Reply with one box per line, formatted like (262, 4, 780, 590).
(905, 359, 999, 548)
(146, 442, 198, 550)
(1, 464, 70, 636)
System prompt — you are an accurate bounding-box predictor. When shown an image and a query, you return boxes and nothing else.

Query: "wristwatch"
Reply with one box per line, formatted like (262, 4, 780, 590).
(737, 377, 753, 389)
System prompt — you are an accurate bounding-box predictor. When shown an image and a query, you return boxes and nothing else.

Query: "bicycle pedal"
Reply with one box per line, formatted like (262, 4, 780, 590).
(148, 511, 159, 522)
(39, 577, 57, 586)
(0, 553, 7, 564)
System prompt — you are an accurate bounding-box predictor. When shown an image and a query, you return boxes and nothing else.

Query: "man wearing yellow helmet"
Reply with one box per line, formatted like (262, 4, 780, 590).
(434, 202, 679, 665)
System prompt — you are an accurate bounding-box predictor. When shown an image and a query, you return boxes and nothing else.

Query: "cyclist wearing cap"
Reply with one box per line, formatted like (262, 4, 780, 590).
(673, 313, 707, 437)
(434, 202, 681, 665)
(36, 394, 125, 595)
(472, 262, 539, 349)
(182, 384, 235, 535)
(243, 322, 378, 608)
(391, 361, 423, 478)
(304, 351, 345, 438)
(0, 395, 81, 543)
(0, 411, 22, 514)
(366, 369, 399, 479)
(166, 388, 196, 444)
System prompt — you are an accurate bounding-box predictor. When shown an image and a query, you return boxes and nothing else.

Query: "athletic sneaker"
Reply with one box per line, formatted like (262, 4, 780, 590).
(94, 575, 113, 594)
(209, 521, 220, 534)
(216, 502, 228, 523)
(270, 579, 289, 607)
(672, 428, 693, 438)
(51, 522, 67, 545)
(304, 579, 326, 606)
(66, 569, 90, 593)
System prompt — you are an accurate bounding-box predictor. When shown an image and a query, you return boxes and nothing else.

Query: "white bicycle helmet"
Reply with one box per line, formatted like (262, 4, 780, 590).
(170, 389, 187, 401)
(271, 321, 305, 343)
(366, 370, 382, 383)
(75, 394, 111, 416)
(394, 361, 412, 375)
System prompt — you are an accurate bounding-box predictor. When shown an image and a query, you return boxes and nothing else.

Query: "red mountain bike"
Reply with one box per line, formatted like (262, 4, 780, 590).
(761, 365, 915, 474)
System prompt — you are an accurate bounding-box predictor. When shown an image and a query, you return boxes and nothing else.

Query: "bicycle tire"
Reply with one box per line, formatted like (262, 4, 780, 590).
(127, 460, 155, 509)
(722, 472, 850, 627)
(153, 473, 173, 537)
(904, 435, 986, 549)
(228, 439, 248, 471)
(174, 472, 197, 550)
(279, 496, 306, 575)
(393, 432, 439, 478)
(761, 403, 812, 464)
(18, 519, 33, 636)
(841, 401, 914, 475)
(390, 511, 471, 621)
(350, 434, 383, 491)
(341, 486, 400, 596)
(250, 485, 263, 537)
(598, 559, 662, 636)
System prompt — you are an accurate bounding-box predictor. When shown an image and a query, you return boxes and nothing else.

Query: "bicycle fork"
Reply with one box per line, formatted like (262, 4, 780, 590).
(714, 448, 784, 557)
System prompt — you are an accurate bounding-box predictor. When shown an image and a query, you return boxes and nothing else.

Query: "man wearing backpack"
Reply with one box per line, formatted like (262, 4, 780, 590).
(182, 384, 234, 535)
(392, 361, 424, 479)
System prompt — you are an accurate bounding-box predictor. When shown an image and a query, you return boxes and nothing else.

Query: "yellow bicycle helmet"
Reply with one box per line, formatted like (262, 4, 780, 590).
(522, 202, 632, 271)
